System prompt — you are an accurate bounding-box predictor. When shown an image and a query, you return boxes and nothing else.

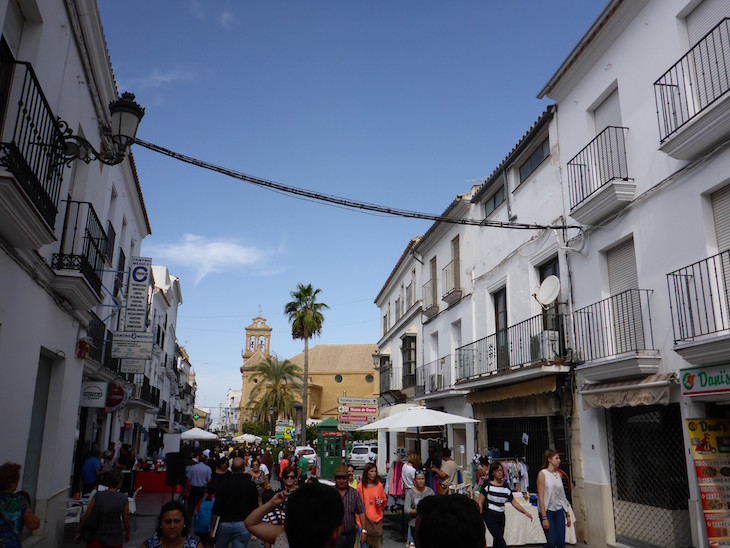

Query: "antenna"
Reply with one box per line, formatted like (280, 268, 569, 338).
(534, 275, 560, 310)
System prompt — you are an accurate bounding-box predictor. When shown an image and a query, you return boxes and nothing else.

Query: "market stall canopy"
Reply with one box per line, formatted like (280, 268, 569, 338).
(180, 427, 218, 441)
(233, 433, 262, 443)
(356, 405, 478, 431)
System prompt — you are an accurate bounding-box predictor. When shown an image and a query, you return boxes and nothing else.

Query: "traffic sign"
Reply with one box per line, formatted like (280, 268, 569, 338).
(338, 415, 377, 423)
(338, 397, 378, 405)
(338, 406, 378, 414)
(337, 423, 362, 431)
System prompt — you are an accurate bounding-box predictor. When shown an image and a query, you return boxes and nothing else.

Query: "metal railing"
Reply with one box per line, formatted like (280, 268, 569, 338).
(51, 200, 108, 295)
(422, 279, 437, 312)
(0, 61, 65, 227)
(654, 18, 730, 142)
(667, 251, 730, 343)
(379, 362, 392, 394)
(567, 126, 630, 210)
(573, 289, 655, 362)
(457, 314, 566, 381)
(418, 355, 454, 394)
(442, 259, 461, 297)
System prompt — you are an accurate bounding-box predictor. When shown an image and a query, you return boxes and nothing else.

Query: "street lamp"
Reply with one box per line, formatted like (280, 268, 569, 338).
(372, 351, 380, 369)
(269, 406, 275, 438)
(59, 92, 145, 166)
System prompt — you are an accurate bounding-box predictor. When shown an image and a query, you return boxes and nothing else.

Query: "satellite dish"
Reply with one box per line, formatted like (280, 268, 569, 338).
(536, 275, 560, 307)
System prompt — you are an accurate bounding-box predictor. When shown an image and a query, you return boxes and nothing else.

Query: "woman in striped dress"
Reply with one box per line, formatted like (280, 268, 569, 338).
(478, 461, 533, 548)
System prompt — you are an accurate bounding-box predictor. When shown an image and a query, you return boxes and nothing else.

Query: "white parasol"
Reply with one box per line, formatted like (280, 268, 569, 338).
(180, 427, 218, 441)
(233, 433, 262, 443)
(356, 405, 478, 431)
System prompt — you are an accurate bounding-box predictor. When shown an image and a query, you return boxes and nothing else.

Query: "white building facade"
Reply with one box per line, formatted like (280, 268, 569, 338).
(539, 0, 730, 546)
(0, 1, 151, 545)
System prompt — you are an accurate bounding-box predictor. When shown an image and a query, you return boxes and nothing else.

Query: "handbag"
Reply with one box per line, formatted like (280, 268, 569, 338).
(437, 481, 451, 495)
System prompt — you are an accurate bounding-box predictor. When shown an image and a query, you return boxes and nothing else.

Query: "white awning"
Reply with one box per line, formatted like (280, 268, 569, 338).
(580, 373, 679, 409)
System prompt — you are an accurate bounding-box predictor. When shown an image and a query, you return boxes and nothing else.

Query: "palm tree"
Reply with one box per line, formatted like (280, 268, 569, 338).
(248, 356, 303, 434)
(285, 283, 328, 442)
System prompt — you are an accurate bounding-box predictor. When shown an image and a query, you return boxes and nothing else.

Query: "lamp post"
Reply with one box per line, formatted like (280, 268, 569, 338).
(372, 351, 380, 370)
(60, 92, 144, 166)
(269, 406, 275, 439)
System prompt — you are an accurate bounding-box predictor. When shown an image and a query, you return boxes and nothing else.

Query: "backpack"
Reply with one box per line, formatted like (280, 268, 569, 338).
(194, 497, 214, 534)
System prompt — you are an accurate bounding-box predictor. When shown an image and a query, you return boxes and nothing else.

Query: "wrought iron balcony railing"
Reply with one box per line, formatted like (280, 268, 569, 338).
(573, 289, 655, 362)
(667, 251, 730, 343)
(379, 361, 392, 394)
(417, 355, 454, 395)
(51, 200, 108, 295)
(442, 259, 461, 296)
(0, 61, 65, 227)
(654, 18, 730, 142)
(567, 126, 630, 210)
(422, 279, 437, 312)
(457, 314, 566, 381)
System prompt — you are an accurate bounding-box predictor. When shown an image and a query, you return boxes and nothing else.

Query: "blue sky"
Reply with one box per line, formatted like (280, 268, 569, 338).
(99, 1, 607, 416)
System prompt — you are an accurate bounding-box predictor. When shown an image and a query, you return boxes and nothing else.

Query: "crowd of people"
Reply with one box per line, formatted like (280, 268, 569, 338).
(0, 440, 572, 548)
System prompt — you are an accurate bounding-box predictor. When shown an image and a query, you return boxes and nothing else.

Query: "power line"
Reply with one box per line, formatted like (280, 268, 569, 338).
(134, 138, 582, 232)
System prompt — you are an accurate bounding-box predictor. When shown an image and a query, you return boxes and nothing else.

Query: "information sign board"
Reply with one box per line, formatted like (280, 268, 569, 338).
(121, 359, 146, 374)
(338, 397, 378, 405)
(112, 331, 154, 359)
(125, 257, 152, 332)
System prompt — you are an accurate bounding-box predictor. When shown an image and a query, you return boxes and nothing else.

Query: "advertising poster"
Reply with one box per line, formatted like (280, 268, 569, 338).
(686, 419, 730, 545)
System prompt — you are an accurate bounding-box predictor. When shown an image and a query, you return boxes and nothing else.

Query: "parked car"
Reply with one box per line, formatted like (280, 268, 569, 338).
(294, 445, 316, 465)
(348, 443, 378, 468)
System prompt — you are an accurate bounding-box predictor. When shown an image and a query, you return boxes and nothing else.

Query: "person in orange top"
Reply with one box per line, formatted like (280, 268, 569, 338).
(356, 463, 386, 548)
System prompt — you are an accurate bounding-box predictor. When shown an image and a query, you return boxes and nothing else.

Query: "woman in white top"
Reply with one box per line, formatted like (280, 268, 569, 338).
(401, 452, 420, 491)
(537, 449, 572, 548)
(478, 462, 532, 548)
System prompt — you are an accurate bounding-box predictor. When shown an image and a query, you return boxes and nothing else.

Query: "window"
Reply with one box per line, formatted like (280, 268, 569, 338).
(494, 288, 509, 370)
(335, 375, 343, 383)
(402, 335, 417, 388)
(365, 374, 374, 383)
(519, 138, 550, 183)
(484, 182, 506, 216)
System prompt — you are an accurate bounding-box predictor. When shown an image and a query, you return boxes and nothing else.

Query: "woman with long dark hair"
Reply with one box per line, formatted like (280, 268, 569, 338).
(404, 469, 433, 548)
(141, 500, 199, 548)
(478, 462, 532, 548)
(356, 463, 386, 548)
(537, 449, 571, 548)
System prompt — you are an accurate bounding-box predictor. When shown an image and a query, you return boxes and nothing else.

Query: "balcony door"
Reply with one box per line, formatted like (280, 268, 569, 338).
(711, 184, 730, 332)
(593, 88, 627, 183)
(494, 288, 509, 370)
(607, 238, 644, 353)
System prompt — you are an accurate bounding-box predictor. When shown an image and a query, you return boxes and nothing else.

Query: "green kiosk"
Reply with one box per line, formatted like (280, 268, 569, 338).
(316, 418, 346, 480)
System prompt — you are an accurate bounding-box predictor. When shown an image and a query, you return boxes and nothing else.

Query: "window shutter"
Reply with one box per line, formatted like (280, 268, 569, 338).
(594, 88, 622, 134)
(712, 184, 730, 251)
(607, 238, 638, 295)
(687, 0, 730, 46)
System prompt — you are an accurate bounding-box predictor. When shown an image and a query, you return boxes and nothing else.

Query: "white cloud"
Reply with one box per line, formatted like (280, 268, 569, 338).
(131, 68, 196, 91)
(188, 0, 205, 20)
(145, 234, 276, 284)
(218, 11, 236, 30)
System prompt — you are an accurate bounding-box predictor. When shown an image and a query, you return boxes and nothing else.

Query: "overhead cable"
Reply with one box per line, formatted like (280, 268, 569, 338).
(134, 138, 582, 232)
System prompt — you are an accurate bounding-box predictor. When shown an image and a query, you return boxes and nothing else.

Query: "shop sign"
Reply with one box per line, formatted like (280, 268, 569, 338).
(682, 364, 730, 396)
(80, 381, 108, 408)
(337, 423, 361, 431)
(686, 418, 730, 545)
(275, 426, 294, 440)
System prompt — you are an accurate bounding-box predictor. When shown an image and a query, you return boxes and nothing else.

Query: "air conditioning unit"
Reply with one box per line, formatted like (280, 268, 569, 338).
(429, 374, 444, 391)
(530, 330, 559, 361)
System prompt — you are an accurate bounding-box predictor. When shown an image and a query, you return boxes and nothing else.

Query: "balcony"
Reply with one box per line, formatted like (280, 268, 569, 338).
(50, 201, 108, 311)
(667, 251, 730, 365)
(655, 18, 730, 160)
(0, 61, 65, 248)
(573, 289, 660, 382)
(441, 259, 462, 306)
(456, 313, 568, 383)
(567, 126, 633, 225)
(380, 361, 393, 394)
(417, 355, 454, 396)
(422, 279, 438, 319)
